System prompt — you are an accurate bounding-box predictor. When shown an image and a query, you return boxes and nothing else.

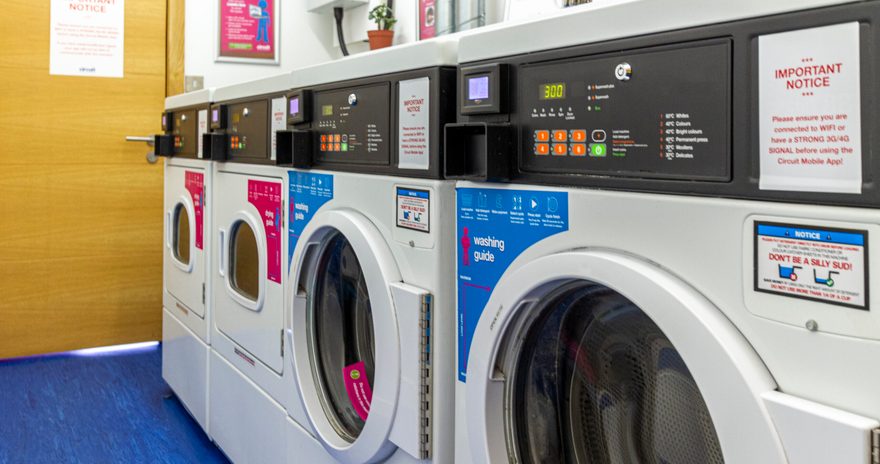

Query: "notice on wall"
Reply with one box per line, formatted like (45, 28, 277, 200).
(755, 222, 867, 310)
(419, 0, 436, 40)
(398, 77, 431, 170)
(218, 0, 277, 62)
(758, 22, 862, 194)
(396, 187, 430, 233)
(49, 0, 125, 78)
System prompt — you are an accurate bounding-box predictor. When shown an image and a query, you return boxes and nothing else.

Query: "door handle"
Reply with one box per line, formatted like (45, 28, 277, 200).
(125, 136, 158, 164)
(218, 228, 227, 277)
(166, 210, 172, 249)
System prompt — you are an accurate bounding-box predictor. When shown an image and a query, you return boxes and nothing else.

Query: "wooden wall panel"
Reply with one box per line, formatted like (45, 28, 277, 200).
(167, 0, 186, 96)
(0, 0, 167, 358)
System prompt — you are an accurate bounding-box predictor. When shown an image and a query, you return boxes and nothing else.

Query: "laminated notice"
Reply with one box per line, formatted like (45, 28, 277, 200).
(758, 22, 862, 193)
(754, 222, 867, 310)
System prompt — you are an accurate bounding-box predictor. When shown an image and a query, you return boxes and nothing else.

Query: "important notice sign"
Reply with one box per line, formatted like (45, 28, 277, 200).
(758, 22, 862, 194)
(755, 222, 867, 310)
(398, 77, 431, 170)
(50, 0, 125, 77)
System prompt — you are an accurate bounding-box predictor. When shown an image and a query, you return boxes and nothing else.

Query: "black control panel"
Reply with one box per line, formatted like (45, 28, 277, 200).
(313, 83, 390, 165)
(204, 94, 290, 165)
(446, 2, 880, 207)
(518, 40, 730, 181)
(156, 105, 206, 159)
(280, 66, 456, 179)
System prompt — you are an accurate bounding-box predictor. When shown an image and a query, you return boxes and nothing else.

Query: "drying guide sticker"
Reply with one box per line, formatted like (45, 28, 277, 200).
(185, 171, 204, 250)
(755, 222, 867, 309)
(457, 188, 569, 381)
(288, 171, 334, 269)
(247, 180, 282, 284)
(759, 22, 862, 193)
(396, 187, 430, 232)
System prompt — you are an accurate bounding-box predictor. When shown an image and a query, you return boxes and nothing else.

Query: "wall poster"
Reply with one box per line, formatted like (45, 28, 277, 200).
(49, 0, 125, 78)
(419, 0, 437, 40)
(217, 0, 279, 64)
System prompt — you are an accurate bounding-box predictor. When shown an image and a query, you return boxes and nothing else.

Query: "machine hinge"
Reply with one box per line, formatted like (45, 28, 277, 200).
(418, 293, 433, 460)
(280, 329, 285, 357)
(202, 283, 206, 304)
(872, 428, 880, 464)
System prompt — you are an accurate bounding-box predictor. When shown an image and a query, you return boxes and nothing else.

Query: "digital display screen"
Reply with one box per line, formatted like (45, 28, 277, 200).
(322, 104, 333, 116)
(539, 83, 566, 100)
(468, 75, 490, 101)
(162, 114, 167, 128)
(289, 97, 299, 117)
(212, 109, 219, 122)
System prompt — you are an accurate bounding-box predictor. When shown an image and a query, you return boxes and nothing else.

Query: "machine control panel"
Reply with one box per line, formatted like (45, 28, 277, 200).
(518, 40, 730, 181)
(225, 100, 269, 160)
(170, 109, 197, 156)
(312, 83, 390, 165)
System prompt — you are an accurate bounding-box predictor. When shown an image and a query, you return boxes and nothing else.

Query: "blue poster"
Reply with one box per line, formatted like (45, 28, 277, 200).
(288, 171, 334, 270)
(457, 187, 569, 382)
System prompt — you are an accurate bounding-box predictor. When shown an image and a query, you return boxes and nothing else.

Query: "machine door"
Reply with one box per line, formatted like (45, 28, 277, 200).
(466, 251, 787, 464)
(214, 170, 284, 373)
(164, 165, 206, 318)
(290, 209, 424, 464)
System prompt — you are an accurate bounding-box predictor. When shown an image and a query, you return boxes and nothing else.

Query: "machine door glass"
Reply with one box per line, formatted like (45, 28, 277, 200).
(172, 203, 191, 265)
(509, 282, 724, 464)
(310, 231, 375, 443)
(230, 221, 259, 301)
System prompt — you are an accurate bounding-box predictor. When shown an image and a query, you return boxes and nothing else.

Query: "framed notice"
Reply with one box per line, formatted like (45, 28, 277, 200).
(216, 0, 279, 64)
(419, 0, 437, 40)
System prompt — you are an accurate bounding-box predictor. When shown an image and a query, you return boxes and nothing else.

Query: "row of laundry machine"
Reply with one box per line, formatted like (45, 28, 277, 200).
(156, 0, 880, 462)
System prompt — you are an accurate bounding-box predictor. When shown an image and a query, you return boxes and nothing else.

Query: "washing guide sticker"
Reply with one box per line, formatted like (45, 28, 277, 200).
(343, 361, 373, 421)
(198, 109, 208, 158)
(398, 77, 431, 170)
(396, 187, 430, 232)
(457, 188, 569, 382)
(247, 180, 282, 284)
(185, 171, 204, 250)
(758, 22, 862, 193)
(755, 222, 868, 309)
(271, 97, 287, 160)
(288, 171, 334, 268)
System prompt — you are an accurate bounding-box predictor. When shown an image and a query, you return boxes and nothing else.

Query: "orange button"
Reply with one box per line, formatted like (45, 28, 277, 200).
(334, 134, 341, 143)
(571, 130, 587, 142)
(552, 143, 568, 156)
(535, 143, 550, 155)
(320, 135, 327, 142)
(320, 143, 327, 151)
(571, 143, 587, 156)
(334, 143, 341, 151)
(552, 130, 568, 142)
(534, 130, 550, 142)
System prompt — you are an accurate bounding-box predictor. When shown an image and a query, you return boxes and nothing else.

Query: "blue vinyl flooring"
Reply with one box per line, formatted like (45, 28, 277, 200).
(0, 343, 229, 464)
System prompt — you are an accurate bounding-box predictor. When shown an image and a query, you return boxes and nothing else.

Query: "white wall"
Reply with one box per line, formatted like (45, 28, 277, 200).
(185, 0, 511, 89)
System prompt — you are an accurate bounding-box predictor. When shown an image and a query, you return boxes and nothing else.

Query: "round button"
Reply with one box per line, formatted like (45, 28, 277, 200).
(348, 93, 358, 106)
(181, 114, 187, 121)
(615, 62, 632, 81)
(242, 107, 250, 117)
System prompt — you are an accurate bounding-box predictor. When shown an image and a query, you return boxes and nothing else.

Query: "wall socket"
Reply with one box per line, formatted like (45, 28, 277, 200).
(185, 75, 205, 93)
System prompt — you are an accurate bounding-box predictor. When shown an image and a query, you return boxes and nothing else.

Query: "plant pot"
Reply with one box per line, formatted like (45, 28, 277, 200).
(367, 30, 394, 50)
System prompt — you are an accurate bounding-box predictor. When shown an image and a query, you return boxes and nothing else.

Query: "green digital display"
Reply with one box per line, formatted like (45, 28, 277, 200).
(322, 105, 333, 116)
(539, 83, 566, 100)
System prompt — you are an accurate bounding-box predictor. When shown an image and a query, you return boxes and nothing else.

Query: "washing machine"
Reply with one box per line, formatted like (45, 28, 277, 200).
(202, 73, 329, 464)
(155, 88, 214, 433)
(278, 38, 459, 463)
(446, 1, 880, 463)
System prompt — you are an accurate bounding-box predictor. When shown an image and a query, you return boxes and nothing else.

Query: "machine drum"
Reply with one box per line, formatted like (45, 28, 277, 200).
(510, 282, 723, 464)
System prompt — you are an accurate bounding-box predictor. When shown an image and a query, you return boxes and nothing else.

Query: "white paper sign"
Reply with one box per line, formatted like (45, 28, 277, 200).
(398, 77, 431, 170)
(758, 22, 862, 193)
(271, 97, 287, 161)
(198, 109, 208, 159)
(50, 0, 125, 78)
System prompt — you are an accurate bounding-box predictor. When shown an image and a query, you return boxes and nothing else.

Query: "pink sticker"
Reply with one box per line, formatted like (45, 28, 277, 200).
(343, 361, 372, 421)
(185, 171, 204, 250)
(247, 179, 282, 283)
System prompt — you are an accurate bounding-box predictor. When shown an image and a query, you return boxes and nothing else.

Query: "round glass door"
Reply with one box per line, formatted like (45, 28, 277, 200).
(509, 282, 724, 464)
(230, 221, 259, 302)
(309, 231, 376, 443)
(172, 203, 191, 265)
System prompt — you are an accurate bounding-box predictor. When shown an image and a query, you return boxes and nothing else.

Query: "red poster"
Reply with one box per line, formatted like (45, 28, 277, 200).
(247, 180, 282, 284)
(185, 171, 205, 250)
(219, 0, 276, 61)
(419, 0, 436, 40)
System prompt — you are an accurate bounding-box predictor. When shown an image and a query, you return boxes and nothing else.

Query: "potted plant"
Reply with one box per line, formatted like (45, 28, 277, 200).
(367, 3, 396, 50)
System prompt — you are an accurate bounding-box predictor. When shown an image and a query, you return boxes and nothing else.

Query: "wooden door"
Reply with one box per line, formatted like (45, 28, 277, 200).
(0, 0, 167, 358)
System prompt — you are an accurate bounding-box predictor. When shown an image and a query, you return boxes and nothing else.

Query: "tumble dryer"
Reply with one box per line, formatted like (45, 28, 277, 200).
(279, 38, 459, 463)
(155, 88, 214, 433)
(202, 73, 328, 464)
(447, 1, 880, 463)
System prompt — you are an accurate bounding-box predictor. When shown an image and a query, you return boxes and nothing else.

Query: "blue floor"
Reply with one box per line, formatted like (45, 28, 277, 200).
(0, 343, 229, 464)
